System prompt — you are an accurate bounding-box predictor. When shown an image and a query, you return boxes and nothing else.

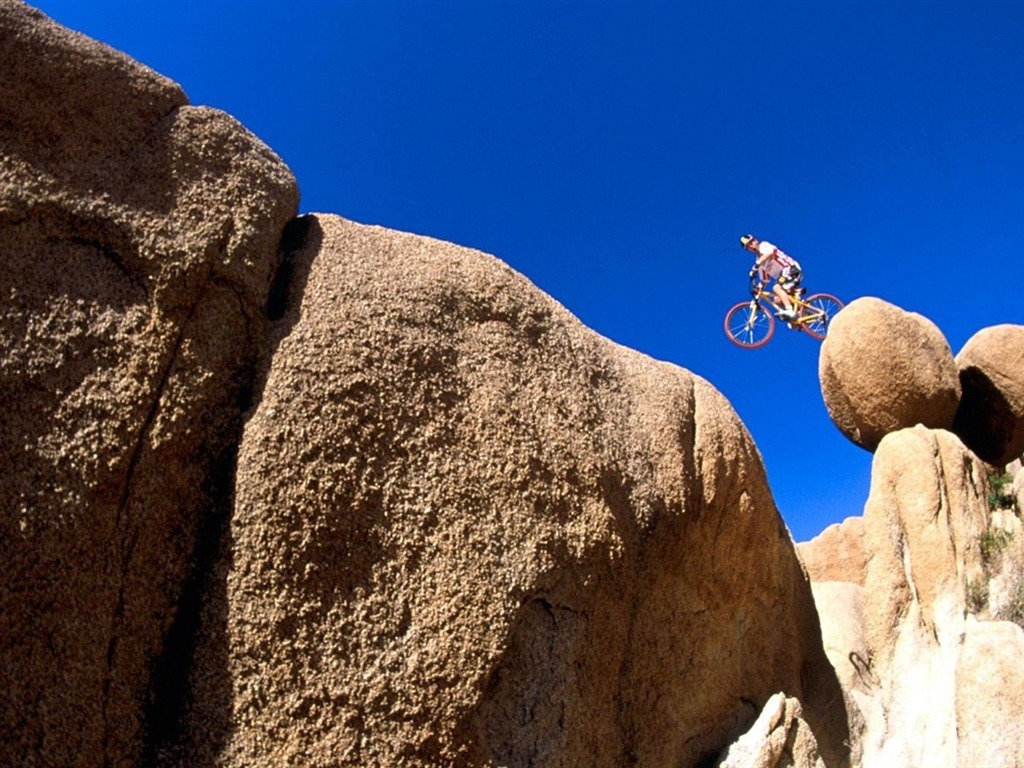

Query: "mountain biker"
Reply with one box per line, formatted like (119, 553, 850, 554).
(740, 234, 803, 321)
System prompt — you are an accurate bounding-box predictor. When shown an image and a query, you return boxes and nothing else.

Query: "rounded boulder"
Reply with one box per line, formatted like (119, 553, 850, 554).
(818, 297, 961, 452)
(952, 324, 1024, 466)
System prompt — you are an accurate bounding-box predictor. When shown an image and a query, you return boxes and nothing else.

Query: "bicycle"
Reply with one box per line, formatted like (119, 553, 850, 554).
(724, 275, 844, 349)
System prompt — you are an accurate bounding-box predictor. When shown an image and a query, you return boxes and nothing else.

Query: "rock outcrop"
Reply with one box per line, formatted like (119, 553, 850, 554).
(0, 2, 298, 765)
(805, 291, 1024, 767)
(172, 214, 849, 767)
(802, 425, 1024, 768)
(952, 324, 1024, 466)
(859, 427, 990, 767)
(818, 298, 960, 452)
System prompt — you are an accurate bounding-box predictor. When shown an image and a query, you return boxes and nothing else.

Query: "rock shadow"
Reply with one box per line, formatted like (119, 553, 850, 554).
(953, 365, 1014, 464)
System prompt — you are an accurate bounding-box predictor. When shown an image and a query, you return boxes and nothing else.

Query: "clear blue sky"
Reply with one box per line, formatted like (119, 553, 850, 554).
(34, 0, 1024, 542)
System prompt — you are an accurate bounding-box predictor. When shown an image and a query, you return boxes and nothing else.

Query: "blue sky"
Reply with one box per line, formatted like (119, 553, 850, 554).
(35, 0, 1024, 542)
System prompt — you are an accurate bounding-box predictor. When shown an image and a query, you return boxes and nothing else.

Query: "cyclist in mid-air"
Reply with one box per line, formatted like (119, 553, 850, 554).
(740, 234, 803, 321)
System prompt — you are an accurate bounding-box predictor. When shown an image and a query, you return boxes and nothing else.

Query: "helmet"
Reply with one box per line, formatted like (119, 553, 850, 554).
(740, 234, 755, 249)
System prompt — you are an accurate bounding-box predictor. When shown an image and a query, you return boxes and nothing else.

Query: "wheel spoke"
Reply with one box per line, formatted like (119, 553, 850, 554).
(724, 302, 774, 348)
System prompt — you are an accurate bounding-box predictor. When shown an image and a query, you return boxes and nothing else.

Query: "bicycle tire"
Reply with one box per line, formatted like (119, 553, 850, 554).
(724, 301, 775, 348)
(799, 293, 844, 340)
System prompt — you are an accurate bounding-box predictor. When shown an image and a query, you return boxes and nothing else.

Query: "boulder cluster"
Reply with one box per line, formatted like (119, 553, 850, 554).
(820, 296, 1024, 464)
(3, 3, 1022, 768)
(805, 300, 1024, 767)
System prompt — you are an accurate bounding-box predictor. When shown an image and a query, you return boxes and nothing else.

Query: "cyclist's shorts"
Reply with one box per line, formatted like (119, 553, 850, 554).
(779, 266, 802, 290)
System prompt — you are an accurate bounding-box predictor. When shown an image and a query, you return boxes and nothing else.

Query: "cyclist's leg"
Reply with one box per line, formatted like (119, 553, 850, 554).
(773, 282, 797, 316)
(778, 268, 802, 313)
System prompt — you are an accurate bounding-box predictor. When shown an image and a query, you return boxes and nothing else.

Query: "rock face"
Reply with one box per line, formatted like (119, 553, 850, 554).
(952, 324, 1024, 466)
(716, 693, 826, 768)
(802, 427, 1024, 768)
(818, 298, 961, 452)
(797, 516, 865, 585)
(0, 2, 298, 766)
(174, 214, 849, 768)
(955, 619, 1024, 767)
(859, 427, 994, 767)
(809, 581, 872, 761)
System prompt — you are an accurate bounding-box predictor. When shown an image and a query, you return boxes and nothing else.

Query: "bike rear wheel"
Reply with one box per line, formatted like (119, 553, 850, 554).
(799, 293, 844, 340)
(724, 301, 775, 348)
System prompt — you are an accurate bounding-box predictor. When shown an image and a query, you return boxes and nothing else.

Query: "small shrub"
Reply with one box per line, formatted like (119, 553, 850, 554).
(988, 471, 1016, 511)
(966, 578, 989, 614)
(979, 528, 1014, 568)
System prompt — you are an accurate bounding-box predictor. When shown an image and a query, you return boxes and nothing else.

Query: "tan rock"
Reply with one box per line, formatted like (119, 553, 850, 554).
(0, 2, 298, 765)
(797, 516, 865, 585)
(860, 426, 989, 767)
(952, 324, 1024, 466)
(1015, 467, 1024, 516)
(715, 693, 825, 768)
(955, 618, 1024, 768)
(808, 582, 872, 768)
(985, 509, 1024, 625)
(818, 297, 961, 452)
(811, 582, 874, 697)
(179, 214, 849, 768)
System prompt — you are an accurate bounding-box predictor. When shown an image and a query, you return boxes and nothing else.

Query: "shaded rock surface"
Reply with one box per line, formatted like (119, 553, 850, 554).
(952, 324, 1024, 466)
(0, 2, 298, 765)
(809, 581, 871, 767)
(174, 214, 849, 768)
(797, 516, 865, 585)
(818, 298, 960, 452)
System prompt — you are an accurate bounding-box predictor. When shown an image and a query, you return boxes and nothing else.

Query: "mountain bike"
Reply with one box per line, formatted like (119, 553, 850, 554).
(724, 275, 844, 349)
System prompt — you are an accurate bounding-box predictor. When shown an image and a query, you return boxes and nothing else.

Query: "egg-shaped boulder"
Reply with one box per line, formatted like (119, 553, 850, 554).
(819, 297, 960, 452)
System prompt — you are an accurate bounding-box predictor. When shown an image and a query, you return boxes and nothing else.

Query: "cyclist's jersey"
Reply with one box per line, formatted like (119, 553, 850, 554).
(757, 241, 801, 279)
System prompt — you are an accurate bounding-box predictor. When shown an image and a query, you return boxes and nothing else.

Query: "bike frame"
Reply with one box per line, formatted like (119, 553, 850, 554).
(724, 276, 843, 348)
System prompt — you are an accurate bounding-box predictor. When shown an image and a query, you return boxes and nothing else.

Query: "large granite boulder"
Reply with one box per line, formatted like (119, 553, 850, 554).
(952, 324, 1024, 466)
(175, 214, 849, 768)
(0, 2, 298, 765)
(818, 298, 961, 452)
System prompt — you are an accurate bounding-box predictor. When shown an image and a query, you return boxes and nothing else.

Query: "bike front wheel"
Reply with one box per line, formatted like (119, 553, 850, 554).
(800, 294, 844, 340)
(724, 301, 775, 348)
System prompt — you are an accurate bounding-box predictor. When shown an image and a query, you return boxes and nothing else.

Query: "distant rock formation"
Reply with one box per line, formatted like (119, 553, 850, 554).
(0, 1, 298, 765)
(172, 214, 848, 767)
(797, 516, 865, 585)
(952, 324, 1024, 466)
(818, 298, 960, 452)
